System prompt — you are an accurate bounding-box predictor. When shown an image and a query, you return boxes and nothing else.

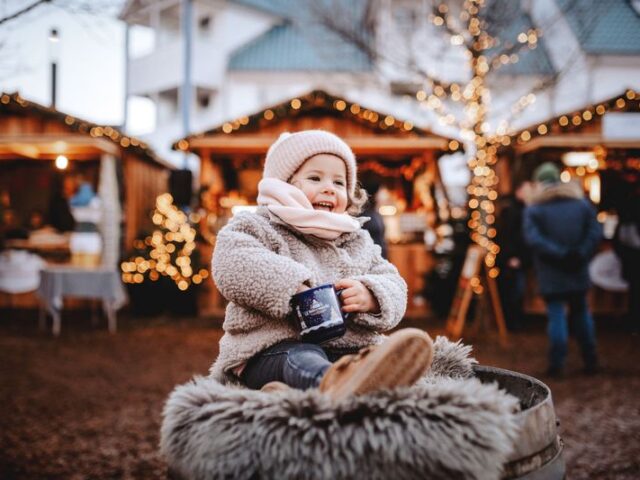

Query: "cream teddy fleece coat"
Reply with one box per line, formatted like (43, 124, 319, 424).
(209, 208, 408, 382)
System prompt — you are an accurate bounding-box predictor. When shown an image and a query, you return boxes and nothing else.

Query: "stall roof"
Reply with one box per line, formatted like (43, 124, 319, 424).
(510, 89, 640, 153)
(0, 92, 172, 169)
(557, 0, 640, 55)
(173, 89, 462, 154)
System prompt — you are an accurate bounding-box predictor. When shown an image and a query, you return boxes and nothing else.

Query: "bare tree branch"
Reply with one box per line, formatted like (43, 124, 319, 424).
(0, 0, 51, 26)
(484, 0, 580, 75)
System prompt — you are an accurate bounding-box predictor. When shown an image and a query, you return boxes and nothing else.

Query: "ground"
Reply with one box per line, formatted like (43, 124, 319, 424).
(0, 311, 638, 479)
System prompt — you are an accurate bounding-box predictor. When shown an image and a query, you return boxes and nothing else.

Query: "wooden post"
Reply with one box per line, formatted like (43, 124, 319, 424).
(446, 245, 509, 345)
(485, 267, 508, 343)
(446, 245, 484, 339)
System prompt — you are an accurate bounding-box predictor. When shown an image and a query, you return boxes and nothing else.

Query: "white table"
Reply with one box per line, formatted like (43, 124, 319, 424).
(37, 265, 127, 336)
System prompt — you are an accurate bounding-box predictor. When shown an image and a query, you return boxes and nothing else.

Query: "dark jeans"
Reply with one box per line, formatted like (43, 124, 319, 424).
(241, 341, 356, 390)
(627, 276, 640, 330)
(544, 291, 598, 371)
(498, 267, 526, 331)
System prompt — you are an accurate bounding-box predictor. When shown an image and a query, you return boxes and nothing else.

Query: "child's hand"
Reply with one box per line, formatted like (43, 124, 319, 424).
(334, 279, 380, 314)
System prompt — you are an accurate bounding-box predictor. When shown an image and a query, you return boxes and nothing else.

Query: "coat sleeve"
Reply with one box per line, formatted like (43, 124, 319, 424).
(212, 214, 313, 320)
(523, 207, 569, 259)
(576, 202, 602, 259)
(349, 237, 407, 332)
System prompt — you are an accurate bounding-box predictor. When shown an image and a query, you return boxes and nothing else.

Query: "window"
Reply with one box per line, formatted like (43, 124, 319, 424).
(199, 15, 211, 31)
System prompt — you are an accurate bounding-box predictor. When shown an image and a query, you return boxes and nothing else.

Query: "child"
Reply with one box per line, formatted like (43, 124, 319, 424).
(210, 130, 433, 400)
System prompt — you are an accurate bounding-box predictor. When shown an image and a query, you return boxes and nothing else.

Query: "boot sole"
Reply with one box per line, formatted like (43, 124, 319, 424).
(326, 328, 434, 401)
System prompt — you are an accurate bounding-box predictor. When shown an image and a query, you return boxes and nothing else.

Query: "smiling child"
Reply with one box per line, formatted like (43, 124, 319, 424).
(209, 130, 434, 400)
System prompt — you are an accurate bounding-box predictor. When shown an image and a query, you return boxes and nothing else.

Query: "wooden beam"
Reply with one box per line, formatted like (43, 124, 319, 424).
(3, 143, 41, 159)
(0, 133, 119, 157)
(516, 133, 640, 153)
(187, 135, 449, 155)
(0, 152, 101, 161)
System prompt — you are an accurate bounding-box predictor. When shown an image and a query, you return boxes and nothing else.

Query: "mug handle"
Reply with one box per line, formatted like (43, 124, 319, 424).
(335, 288, 354, 321)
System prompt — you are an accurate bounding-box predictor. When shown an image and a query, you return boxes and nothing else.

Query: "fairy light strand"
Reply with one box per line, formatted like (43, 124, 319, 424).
(0, 92, 156, 160)
(175, 91, 463, 154)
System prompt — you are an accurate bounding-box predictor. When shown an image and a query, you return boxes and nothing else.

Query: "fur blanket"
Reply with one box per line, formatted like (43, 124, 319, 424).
(160, 337, 521, 480)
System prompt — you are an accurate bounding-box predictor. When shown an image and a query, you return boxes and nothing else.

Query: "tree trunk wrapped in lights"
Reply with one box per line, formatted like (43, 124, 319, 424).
(305, 0, 585, 279)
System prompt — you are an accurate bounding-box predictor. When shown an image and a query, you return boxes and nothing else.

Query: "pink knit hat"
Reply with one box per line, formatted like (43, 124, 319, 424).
(263, 130, 357, 197)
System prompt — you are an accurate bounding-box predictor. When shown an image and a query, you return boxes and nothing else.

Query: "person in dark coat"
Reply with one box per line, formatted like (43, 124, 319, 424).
(613, 196, 640, 331)
(48, 175, 75, 233)
(523, 162, 602, 377)
(496, 181, 532, 331)
(361, 179, 388, 259)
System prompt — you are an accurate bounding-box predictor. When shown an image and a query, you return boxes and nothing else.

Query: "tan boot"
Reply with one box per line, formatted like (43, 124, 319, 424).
(319, 328, 434, 401)
(260, 381, 291, 393)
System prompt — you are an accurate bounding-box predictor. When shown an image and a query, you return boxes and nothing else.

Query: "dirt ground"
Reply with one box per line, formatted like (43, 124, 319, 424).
(0, 310, 639, 480)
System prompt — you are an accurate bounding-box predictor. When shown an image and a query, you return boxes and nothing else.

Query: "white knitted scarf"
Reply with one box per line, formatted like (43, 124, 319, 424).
(257, 178, 361, 240)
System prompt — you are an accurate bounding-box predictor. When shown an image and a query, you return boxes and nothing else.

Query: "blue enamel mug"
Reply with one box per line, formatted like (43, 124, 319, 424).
(290, 283, 351, 344)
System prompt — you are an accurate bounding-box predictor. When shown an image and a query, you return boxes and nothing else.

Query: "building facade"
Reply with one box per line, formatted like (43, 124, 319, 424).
(120, 0, 640, 169)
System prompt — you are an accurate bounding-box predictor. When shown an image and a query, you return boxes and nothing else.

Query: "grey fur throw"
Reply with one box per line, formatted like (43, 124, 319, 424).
(160, 337, 521, 480)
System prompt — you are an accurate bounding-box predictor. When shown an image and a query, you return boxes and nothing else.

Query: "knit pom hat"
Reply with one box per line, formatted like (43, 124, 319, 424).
(263, 130, 357, 197)
(533, 162, 560, 184)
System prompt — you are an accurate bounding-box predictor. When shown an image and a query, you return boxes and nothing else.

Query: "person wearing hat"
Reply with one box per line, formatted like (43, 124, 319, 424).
(523, 162, 602, 377)
(209, 130, 434, 400)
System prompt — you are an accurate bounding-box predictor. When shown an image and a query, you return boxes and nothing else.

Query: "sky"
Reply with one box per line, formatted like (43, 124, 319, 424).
(0, 0, 153, 134)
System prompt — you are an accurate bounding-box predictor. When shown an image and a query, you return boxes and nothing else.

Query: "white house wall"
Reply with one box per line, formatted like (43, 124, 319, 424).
(216, 5, 276, 56)
(127, 1, 276, 99)
(591, 55, 640, 99)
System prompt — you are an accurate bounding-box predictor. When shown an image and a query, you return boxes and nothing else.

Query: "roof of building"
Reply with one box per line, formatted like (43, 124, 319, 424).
(118, 0, 155, 21)
(173, 89, 460, 149)
(557, 0, 640, 55)
(490, 13, 556, 76)
(229, 0, 294, 18)
(228, 0, 373, 72)
(229, 1, 555, 76)
(0, 92, 171, 169)
(229, 23, 373, 72)
(511, 88, 639, 146)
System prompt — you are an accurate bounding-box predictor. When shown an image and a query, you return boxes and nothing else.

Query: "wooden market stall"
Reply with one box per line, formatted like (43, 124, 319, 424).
(504, 89, 639, 316)
(0, 92, 172, 308)
(174, 89, 463, 317)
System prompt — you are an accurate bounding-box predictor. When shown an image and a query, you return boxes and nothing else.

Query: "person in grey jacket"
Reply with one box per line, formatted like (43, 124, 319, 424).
(523, 162, 601, 377)
(210, 130, 433, 400)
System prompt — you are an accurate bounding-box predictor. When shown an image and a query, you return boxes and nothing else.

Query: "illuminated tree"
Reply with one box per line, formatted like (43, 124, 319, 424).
(304, 0, 584, 276)
(121, 193, 209, 292)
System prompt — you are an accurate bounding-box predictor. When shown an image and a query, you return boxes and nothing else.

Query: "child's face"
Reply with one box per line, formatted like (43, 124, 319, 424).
(290, 154, 348, 214)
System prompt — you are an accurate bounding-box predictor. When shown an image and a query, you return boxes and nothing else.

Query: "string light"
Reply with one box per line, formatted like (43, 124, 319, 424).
(0, 92, 157, 161)
(425, 0, 503, 273)
(359, 157, 426, 179)
(121, 193, 201, 290)
(513, 90, 639, 146)
(173, 90, 464, 151)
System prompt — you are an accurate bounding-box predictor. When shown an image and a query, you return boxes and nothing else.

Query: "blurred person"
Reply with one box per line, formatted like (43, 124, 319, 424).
(613, 196, 640, 332)
(68, 178, 102, 267)
(496, 181, 532, 331)
(48, 175, 76, 232)
(361, 178, 388, 259)
(28, 210, 45, 231)
(523, 162, 602, 377)
(1, 208, 28, 241)
(0, 188, 10, 214)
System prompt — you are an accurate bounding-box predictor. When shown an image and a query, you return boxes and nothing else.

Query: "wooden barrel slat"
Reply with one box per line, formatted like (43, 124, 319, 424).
(474, 366, 566, 480)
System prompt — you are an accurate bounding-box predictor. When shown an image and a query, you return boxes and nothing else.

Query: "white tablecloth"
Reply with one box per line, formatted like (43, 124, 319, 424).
(37, 265, 127, 335)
